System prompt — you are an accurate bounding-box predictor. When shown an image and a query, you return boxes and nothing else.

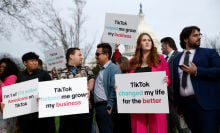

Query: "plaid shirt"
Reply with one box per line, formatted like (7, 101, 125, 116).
(52, 65, 95, 81)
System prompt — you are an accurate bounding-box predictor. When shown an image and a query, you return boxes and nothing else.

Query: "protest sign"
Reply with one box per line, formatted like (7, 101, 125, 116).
(2, 78, 39, 119)
(39, 77, 89, 118)
(44, 46, 66, 71)
(102, 13, 139, 46)
(115, 71, 169, 113)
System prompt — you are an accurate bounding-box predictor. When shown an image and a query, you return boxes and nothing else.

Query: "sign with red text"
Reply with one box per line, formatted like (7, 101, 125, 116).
(39, 77, 89, 118)
(2, 79, 39, 119)
(102, 13, 139, 46)
(115, 71, 169, 113)
(44, 46, 66, 71)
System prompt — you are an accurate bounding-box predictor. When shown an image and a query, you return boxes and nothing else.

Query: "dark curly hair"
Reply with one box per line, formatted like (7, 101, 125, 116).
(180, 26, 200, 49)
(0, 58, 19, 82)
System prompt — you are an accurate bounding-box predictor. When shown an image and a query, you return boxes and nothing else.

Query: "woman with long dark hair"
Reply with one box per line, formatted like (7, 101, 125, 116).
(130, 33, 170, 133)
(0, 58, 19, 133)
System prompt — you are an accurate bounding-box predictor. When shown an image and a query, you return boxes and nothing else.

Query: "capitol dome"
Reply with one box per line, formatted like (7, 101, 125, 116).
(123, 4, 161, 58)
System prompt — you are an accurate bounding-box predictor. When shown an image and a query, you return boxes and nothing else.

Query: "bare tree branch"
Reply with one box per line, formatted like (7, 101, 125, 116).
(1, 0, 95, 63)
(82, 35, 97, 65)
(201, 33, 220, 54)
(72, 0, 86, 48)
(0, 0, 33, 39)
(28, 0, 88, 53)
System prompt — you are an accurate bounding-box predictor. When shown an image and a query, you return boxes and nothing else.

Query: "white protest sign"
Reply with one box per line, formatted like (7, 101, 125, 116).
(102, 13, 139, 46)
(44, 46, 66, 71)
(39, 77, 89, 118)
(2, 78, 39, 119)
(115, 71, 169, 113)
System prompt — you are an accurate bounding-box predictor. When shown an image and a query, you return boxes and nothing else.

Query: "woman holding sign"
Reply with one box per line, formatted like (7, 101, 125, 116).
(130, 33, 170, 133)
(0, 58, 19, 133)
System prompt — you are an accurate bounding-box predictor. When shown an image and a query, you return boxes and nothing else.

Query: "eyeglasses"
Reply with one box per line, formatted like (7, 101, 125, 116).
(95, 52, 105, 57)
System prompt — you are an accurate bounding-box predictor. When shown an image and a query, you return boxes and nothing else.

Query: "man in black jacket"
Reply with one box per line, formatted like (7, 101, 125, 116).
(17, 52, 55, 133)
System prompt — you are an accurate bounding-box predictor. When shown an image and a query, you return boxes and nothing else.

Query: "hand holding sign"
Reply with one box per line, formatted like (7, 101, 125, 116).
(0, 102, 4, 113)
(163, 76, 169, 84)
(115, 41, 120, 49)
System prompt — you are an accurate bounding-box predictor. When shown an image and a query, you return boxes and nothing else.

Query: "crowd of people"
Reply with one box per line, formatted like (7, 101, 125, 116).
(0, 25, 219, 133)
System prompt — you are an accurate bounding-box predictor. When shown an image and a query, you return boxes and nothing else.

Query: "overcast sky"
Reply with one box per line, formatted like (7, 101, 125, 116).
(0, 0, 220, 60)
